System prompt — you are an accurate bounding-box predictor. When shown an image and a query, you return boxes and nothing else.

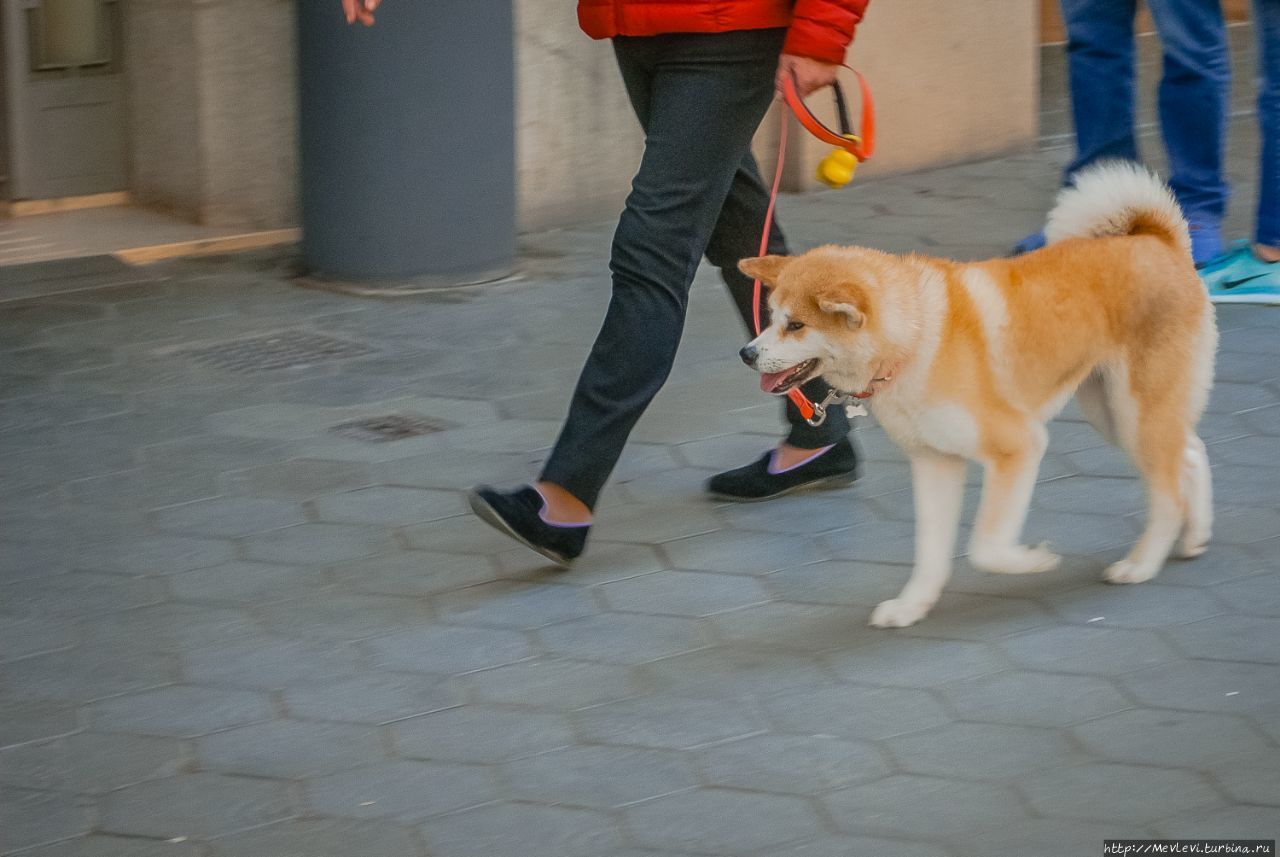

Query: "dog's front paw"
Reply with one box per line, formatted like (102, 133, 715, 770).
(870, 598, 931, 628)
(1104, 558, 1158, 584)
(970, 542, 1062, 575)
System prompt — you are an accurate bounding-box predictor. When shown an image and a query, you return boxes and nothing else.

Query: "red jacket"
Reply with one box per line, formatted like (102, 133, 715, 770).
(577, 0, 868, 64)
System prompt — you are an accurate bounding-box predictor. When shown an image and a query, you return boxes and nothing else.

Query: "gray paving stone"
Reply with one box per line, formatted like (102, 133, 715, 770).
(589, 500, 725, 544)
(1153, 805, 1280, 839)
(641, 646, 833, 701)
(1072, 709, 1274, 769)
(17, 834, 205, 857)
(199, 719, 386, 778)
(1211, 503, 1280, 546)
(599, 570, 771, 617)
(0, 700, 79, 749)
(886, 722, 1080, 781)
(717, 495, 880, 535)
(76, 602, 261, 653)
(0, 572, 165, 617)
(573, 694, 766, 750)
(311, 486, 465, 526)
(393, 705, 573, 763)
(996, 624, 1178, 676)
(825, 635, 1008, 688)
(951, 818, 1153, 857)
(209, 818, 427, 857)
(662, 530, 832, 576)
(366, 624, 533, 675)
(76, 533, 236, 576)
(624, 788, 825, 855)
(87, 685, 273, 738)
(0, 614, 74, 661)
(225, 458, 375, 499)
(170, 560, 330, 604)
(0, 733, 188, 794)
(184, 635, 363, 688)
(1044, 581, 1228, 628)
(1017, 762, 1223, 824)
(461, 658, 641, 710)
(64, 468, 216, 514)
(697, 733, 889, 795)
(284, 673, 460, 725)
(99, 773, 296, 839)
(503, 745, 696, 808)
(254, 592, 435, 641)
(899, 593, 1059, 641)
(938, 670, 1130, 727)
(0, 786, 94, 852)
(1149, 543, 1267, 587)
(1164, 614, 1280, 663)
(708, 602, 874, 652)
(766, 559, 908, 607)
(1213, 571, 1280, 616)
(534, 612, 712, 665)
(770, 837, 956, 857)
(499, 539, 668, 585)
(1120, 659, 1280, 717)
(330, 550, 495, 597)
(420, 802, 623, 857)
(152, 496, 308, 537)
(431, 580, 598, 629)
(2, 646, 176, 704)
(243, 522, 396, 565)
(1204, 748, 1280, 806)
(824, 774, 1025, 839)
(401, 514, 526, 555)
(306, 759, 495, 821)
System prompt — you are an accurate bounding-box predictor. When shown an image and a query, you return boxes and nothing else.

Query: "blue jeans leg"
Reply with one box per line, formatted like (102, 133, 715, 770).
(1060, 0, 1142, 179)
(1255, 0, 1280, 247)
(1148, 0, 1231, 258)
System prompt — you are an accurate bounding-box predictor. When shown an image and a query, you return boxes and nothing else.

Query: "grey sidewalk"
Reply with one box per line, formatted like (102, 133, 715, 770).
(4, 107, 1280, 857)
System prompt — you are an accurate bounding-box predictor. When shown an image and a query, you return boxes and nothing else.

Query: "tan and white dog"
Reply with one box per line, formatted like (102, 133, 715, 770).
(739, 162, 1217, 628)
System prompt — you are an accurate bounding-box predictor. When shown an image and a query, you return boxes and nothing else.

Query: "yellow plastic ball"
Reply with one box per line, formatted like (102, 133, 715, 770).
(817, 149, 857, 188)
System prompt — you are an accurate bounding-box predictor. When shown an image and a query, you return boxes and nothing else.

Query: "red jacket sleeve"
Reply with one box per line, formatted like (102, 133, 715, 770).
(783, 0, 868, 63)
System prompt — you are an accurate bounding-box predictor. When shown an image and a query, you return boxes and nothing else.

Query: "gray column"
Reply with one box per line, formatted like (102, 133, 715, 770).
(297, 1, 515, 282)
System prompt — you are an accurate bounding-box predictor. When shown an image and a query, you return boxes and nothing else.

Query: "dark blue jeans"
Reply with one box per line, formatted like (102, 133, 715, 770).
(1061, 0, 1232, 257)
(540, 29, 850, 509)
(1254, 0, 1280, 247)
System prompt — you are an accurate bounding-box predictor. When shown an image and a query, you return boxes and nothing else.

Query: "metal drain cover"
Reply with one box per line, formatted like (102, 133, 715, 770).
(330, 414, 453, 442)
(176, 330, 375, 373)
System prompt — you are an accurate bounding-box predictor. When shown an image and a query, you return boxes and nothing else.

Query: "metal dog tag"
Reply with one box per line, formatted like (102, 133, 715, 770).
(845, 402, 867, 418)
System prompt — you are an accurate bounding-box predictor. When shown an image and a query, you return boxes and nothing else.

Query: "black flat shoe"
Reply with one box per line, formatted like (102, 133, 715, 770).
(468, 485, 589, 567)
(706, 438, 858, 502)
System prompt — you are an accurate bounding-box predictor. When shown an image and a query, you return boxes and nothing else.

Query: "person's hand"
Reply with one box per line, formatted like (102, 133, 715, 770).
(342, 0, 381, 26)
(776, 54, 839, 98)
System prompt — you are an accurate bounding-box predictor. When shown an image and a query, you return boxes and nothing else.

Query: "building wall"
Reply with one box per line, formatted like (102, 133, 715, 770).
(124, 0, 1037, 232)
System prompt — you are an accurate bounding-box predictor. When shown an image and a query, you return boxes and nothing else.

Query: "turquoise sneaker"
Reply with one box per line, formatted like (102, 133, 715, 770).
(1199, 242, 1280, 305)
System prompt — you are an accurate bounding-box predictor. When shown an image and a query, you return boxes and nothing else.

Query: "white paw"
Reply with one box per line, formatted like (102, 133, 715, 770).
(1176, 539, 1209, 559)
(1104, 559, 1158, 584)
(970, 543, 1062, 575)
(870, 598, 931, 628)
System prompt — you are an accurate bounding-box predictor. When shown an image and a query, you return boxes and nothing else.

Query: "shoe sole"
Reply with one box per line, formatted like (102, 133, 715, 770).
(708, 472, 857, 504)
(1208, 293, 1280, 305)
(467, 490, 574, 569)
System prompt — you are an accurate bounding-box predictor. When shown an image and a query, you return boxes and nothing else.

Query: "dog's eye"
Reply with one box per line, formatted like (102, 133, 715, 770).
(785, 320, 805, 332)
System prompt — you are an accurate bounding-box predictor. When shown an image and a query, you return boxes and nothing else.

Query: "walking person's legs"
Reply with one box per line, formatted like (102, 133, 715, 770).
(471, 29, 789, 563)
(1147, 0, 1232, 264)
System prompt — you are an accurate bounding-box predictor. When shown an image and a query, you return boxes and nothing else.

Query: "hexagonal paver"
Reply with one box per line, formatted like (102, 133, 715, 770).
(393, 706, 573, 763)
(0, 572, 164, 618)
(939, 670, 1130, 727)
(184, 635, 364, 689)
(1204, 748, 1280, 806)
(227, 458, 374, 499)
(1045, 582, 1227, 628)
(503, 745, 696, 808)
(243, 523, 395, 564)
(761, 683, 951, 741)
(1121, 659, 1280, 718)
(825, 636, 1007, 687)
(462, 658, 640, 709)
(420, 802, 623, 857)
(599, 570, 771, 616)
(708, 602, 875, 652)
(210, 818, 426, 857)
(152, 496, 307, 537)
(99, 773, 295, 839)
(312, 486, 464, 526)
(625, 788, 825, 854)
(18, 834, 205, 857)
(199, 720, 386, 778)
(367, 624, 533, 675)
(76, 534, 237, 576)
(534, 612, 712, 665)
(952, 818, 1151, 857)
(0, 615, 73, 661)
(661, 530, 830, 575)
(766, 559, 907, 607)
(0, 700, 79, 749)
(897, 593, 1058, 641)
(1153, 805, 1280, 839)
(589, 500, 723, 544)
(170, 560, 329, 604)
(0, 786, 93, 851)
(824, 774, 1024, 839)
(306, 760, 495, 820)
(2, 646, 176, 704)
(639, 647, 834, 700)
(718, 495, 881, 535)
(284, 673, 460, 724)
(698, 733, 889, 795)
(886, 722, 1079, 780)
(1017, 762, 1223, 824)
(997, 624, 1178, 675)
(1164, 614, 1280, 663)
(430, 581, 598, 629)
(573, 694, 765, 750)
(1212, 570, 1280, 616)
(330, 550, 495, 598)
(1072, 709, 1274, 768)
(0, 733, 187, 793)
(254, 592, 435, 641)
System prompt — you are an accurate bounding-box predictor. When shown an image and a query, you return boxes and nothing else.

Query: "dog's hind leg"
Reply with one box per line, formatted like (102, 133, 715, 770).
(968, 421, 1061, 575)
(1178, 433, 1213, 558)
(871, 452, 966, 628)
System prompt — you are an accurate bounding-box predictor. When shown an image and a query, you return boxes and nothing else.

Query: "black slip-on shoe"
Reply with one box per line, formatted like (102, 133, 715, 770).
(706, 438, 858, 503)
(468, 485, 589, 567)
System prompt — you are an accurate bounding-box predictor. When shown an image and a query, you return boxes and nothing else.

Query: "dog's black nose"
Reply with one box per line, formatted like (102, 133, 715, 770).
(739, 344, 759, 367)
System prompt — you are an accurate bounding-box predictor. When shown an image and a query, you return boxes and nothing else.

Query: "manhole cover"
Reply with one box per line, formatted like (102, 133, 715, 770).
(330, 414, 453, 442)
(175, 330, 375, 373)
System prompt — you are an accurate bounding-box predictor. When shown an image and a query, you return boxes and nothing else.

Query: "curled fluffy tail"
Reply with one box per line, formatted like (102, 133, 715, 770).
(1044, 161, 1191, 259)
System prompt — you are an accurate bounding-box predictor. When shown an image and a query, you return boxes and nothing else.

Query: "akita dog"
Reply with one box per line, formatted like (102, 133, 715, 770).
(739, 162, 1217, 628)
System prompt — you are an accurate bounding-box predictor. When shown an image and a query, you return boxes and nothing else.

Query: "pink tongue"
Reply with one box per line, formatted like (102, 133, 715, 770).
(760, 371, 791, 394)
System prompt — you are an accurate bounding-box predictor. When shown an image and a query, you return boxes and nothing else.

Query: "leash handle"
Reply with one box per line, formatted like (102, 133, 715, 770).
(781, 67, 876, 161)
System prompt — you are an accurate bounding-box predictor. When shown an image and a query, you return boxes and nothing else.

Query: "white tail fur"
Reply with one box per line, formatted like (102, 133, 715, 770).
(1044, 161, 1192, 259)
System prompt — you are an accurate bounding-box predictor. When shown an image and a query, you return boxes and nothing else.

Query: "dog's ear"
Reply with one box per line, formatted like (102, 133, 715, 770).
(818, 295, 865, 330)
(738, 255, 790, 284)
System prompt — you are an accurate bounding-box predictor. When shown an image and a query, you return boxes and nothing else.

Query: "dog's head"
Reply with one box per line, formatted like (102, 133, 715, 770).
(739, 246, 913, 395)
